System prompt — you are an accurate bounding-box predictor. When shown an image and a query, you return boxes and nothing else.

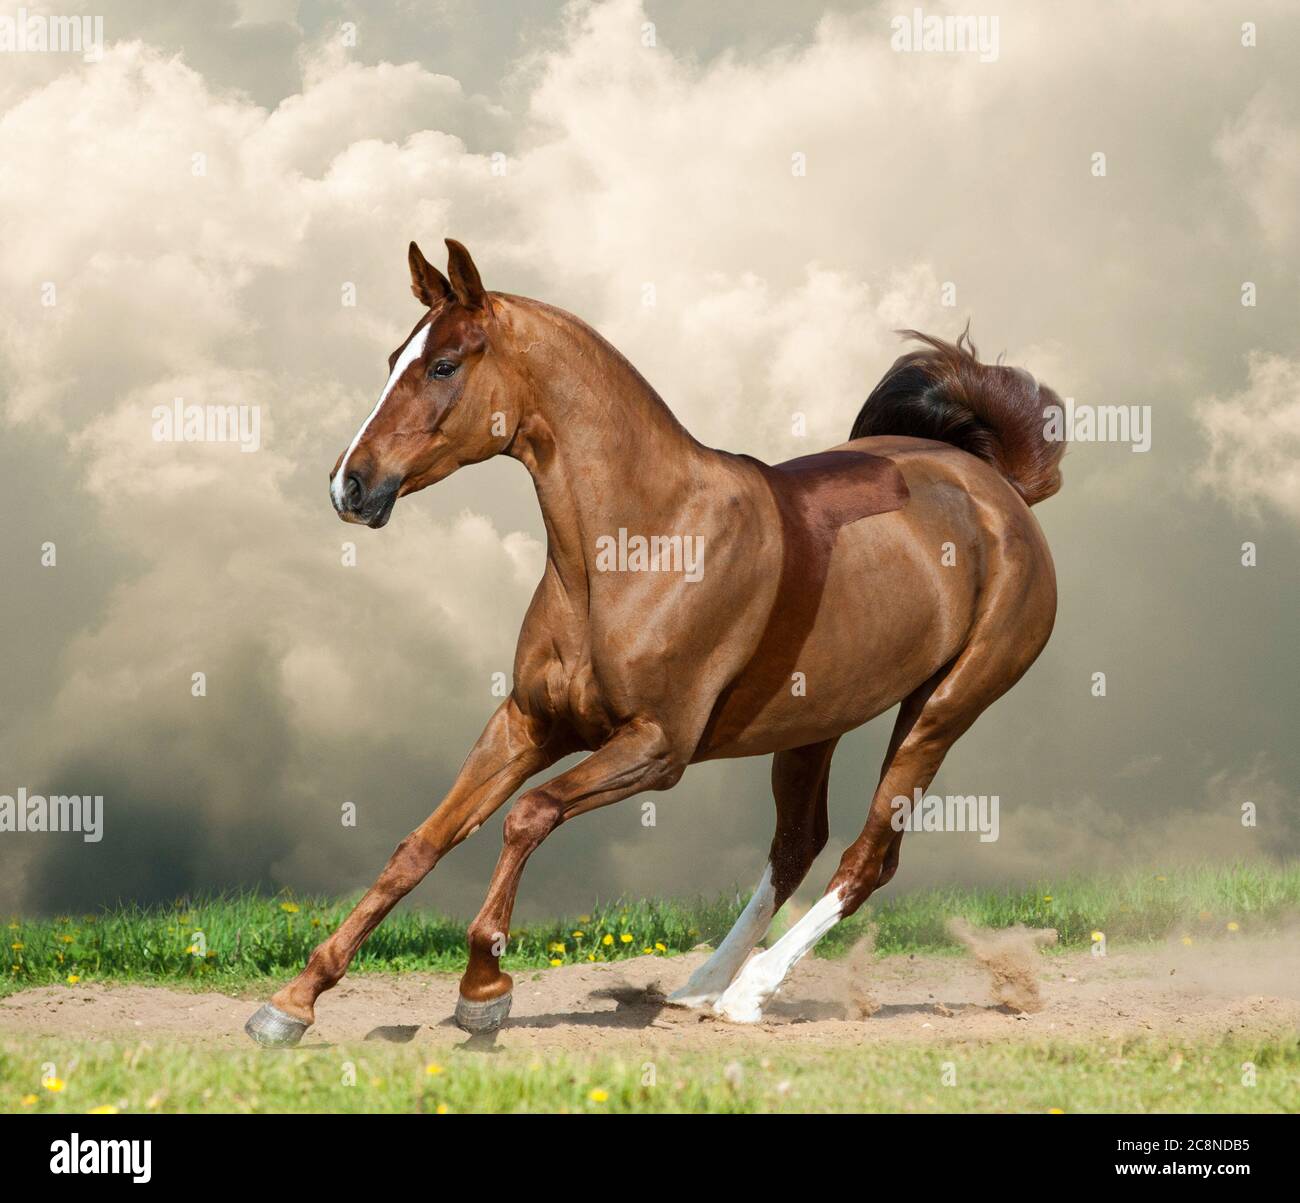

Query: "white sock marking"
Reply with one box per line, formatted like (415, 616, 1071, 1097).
(713, 888, 845, 1023)
(668, 864, 776, 1007)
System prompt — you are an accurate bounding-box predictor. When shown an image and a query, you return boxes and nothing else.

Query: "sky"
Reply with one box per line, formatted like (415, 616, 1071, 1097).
(1, 0, 1297, 919)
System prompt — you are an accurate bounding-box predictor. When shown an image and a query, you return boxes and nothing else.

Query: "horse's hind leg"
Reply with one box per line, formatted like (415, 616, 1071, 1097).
(714, 614, 1047, 1023)
(669, 739, 836, 1008)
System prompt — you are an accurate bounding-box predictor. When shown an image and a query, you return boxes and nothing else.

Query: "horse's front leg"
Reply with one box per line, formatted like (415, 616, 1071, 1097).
(245, 697, 557, 1047)
(455, 718, 683, 1033)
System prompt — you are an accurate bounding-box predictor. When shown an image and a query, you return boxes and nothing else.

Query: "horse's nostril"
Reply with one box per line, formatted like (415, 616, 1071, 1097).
(344, 474, 363, 509)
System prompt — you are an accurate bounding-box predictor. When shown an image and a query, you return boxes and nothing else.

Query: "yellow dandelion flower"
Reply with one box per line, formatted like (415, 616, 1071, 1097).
(654, 942, 667, 952)
(579, 914, 591, 923)
(185, 945, 199, 955)
(425, 1063, 444, 1076)
(1155, 875, 1167, 883)
(60, 934, 74, 944)
(548, 941, 566, 953)
(66, 974, 80, 984)
(587, 953, 596, 962)
(88, 1104, 117, 1115)
(588, 1088, 608, 1103)
(1042, 895, 1053, 904)
(436, 1102, 450, 1114)
(602, 934, 613, 946)
(619, 933, 633, 944)
(1180, 935, 1193, 946)
(280, 902, 300, 914)
(10, 942, 24, 951)
(21, 1093, 38, 1106)
(1226, 921, 1240, 932)
(549, 958, 563, 967)
(571, 931, 585, 939)
(1048, 1107, 1064, 1114)
(642, 947, 653, 954)
(43, 1077, 65, 1093)
(1090, 931, 1104, 943)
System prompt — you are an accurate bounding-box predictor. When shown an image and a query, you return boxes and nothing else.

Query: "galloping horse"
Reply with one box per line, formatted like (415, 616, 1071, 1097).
(246, 239, 1064, 1045)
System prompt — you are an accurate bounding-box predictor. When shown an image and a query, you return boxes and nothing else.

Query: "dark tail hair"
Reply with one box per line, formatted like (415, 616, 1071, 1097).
(850, 328, 1065, 506)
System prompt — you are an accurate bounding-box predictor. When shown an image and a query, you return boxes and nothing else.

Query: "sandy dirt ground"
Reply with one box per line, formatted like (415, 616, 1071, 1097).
(2, 931, 1298, 1053)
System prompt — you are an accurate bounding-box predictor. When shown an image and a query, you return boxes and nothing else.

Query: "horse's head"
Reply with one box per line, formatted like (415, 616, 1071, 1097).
(330, 239, 519, 527)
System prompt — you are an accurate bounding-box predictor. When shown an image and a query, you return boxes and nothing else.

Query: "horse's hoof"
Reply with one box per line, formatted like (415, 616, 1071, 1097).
(711, 986, 766, 1025)
(454, 991, 512, 1034)
(664, 990, 718, 1011)
(245, 1002, 309, 1048)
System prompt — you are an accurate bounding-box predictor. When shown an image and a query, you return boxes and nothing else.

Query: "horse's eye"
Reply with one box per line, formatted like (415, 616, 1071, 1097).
(429, 360, 458, 380)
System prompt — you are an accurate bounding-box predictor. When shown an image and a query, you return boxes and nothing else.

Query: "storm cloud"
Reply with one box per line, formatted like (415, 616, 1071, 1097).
(2, 0, 1296, 918)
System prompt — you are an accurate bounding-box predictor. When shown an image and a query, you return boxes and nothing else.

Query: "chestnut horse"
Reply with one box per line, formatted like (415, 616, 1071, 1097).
(245, 239, 1064, 1045)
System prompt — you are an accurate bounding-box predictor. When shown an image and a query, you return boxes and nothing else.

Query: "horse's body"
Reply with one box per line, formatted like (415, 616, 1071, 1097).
(517, 429, 1050, 765)
(246, 242, 1064, 1045)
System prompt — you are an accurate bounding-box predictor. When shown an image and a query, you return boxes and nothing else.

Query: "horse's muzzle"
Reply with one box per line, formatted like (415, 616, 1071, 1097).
(332, 472, 400, 528)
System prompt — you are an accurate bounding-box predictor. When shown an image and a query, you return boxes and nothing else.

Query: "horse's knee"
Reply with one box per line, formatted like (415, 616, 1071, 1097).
(502, 789, 563, 850)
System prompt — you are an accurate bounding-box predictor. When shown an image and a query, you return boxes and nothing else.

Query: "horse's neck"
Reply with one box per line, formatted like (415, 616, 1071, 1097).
(500, 297, 714, 597)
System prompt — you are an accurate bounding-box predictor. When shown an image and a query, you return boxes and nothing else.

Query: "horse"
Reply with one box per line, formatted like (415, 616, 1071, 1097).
(245, 238, 1064, 1045)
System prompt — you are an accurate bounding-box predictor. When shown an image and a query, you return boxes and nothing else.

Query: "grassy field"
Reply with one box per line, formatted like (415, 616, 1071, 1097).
(3, 862, 1297, 1114)
(4, 861, 1296, 998)
(4, 1034, 1296, 1114)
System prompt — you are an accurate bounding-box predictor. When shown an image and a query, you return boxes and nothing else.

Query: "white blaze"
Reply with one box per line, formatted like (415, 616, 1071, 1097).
(331, 323, 431, 507)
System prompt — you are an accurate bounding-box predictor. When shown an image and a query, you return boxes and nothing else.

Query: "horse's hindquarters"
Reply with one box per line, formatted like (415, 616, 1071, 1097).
(697, 446, 1050, 761)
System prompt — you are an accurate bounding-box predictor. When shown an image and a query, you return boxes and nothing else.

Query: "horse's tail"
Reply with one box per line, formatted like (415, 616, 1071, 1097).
(849, 328, 1065, 506)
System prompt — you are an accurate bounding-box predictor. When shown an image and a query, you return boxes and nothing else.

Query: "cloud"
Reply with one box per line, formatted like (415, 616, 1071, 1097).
(1214, 84, 1300, 253)
(1195, 352, 1300, 523)
(1, 0, 1298, 917)
(0, 37, 541, 912)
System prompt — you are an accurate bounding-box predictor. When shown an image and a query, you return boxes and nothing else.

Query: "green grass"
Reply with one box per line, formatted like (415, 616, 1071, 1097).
(0, 893, 741, 998)
(4, 1034, 1296, 1114)
(3, 861, 1296, 998)
(820, 860, 1300, 957)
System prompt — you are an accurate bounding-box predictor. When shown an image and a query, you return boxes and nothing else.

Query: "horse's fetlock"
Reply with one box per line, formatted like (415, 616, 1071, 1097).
(307, 941, 346, 987)
(467, 919, 505, 957)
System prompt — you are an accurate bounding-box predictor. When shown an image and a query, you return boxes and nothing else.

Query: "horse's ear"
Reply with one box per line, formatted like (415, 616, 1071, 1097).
(409, 241, 451, 307)
(445, 239, 486, 309)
